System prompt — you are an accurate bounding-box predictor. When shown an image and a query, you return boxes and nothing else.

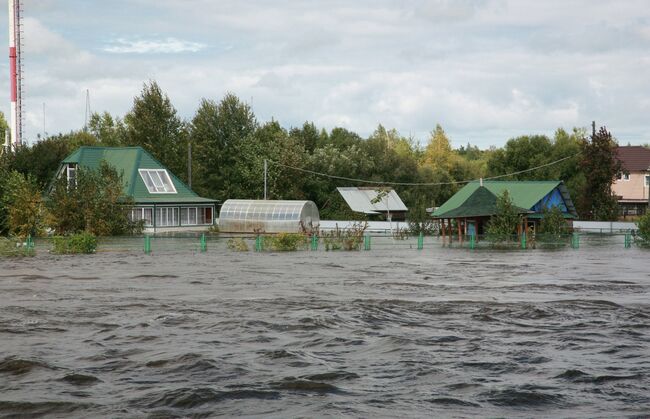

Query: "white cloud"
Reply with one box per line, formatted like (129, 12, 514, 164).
(104, 37, 207, 54)
(2, 0, 650, 147)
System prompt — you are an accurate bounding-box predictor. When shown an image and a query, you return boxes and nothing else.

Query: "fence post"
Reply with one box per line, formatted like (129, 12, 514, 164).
(200, 233, 207, 252)
(417, 232, 424, 250)
(255, 235, 261, 252)
(311, 234, 318, 251)
(469, 234, 475, 250)
(364, 234, 371, 251)
(571, 232, 579, 249)
(624, 232, 631, 248)
(521, 232, 526, 249)
(144, 235, 151, 254)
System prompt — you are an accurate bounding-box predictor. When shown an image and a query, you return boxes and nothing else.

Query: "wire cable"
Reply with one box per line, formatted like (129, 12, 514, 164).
(268, 152, 581, 187)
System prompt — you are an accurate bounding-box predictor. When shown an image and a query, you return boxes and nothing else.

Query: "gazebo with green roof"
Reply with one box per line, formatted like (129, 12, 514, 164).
(432, 180, 577, 242)
(55, 146, 217, 230)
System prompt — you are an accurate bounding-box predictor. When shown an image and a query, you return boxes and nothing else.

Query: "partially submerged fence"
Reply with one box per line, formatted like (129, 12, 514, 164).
(7, 229, 646, 257)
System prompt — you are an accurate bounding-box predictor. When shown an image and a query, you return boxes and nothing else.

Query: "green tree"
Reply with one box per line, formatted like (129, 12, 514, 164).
(89, 112, 126, 146)
(538, 205, 568, 237)
(0, 111, 8, 142)
(423, 124, 454, 170)
(289, 122, 320, 154)
(233, 120, 308, 200)
(10, 132, 97, 188)
(486, 190, 522, 242)
(47, 161, 138, 236)
(407, 196, 435, 235)
(190, 94, 257, 201)
(486, 135, 554, 180)
(0, 171, 44, 238)
(577, 126, 622, 220)
(124, 81, 188, 181)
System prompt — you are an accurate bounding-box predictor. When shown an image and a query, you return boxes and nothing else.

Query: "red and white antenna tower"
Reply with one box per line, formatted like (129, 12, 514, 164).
(7, 0, 23, 150)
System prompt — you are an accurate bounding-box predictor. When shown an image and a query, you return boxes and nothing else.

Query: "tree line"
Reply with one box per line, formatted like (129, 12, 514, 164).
(0, 80, 625, 237)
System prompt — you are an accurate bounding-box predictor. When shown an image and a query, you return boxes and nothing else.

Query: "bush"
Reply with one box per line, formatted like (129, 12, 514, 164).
(322, 222, 367, 251)
(265, 233, 307, 251)
(47, 161, 139, 236)
(0, 171, 45, 238)
(227, 237, 249, 252)
(52, 232, 97, 254)
(0, 237, 35, 257)
(636, 212, 650, 246)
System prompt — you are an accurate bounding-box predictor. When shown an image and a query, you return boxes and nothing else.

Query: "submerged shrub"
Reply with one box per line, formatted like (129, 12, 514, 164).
(636, 212, 650, 246)
(52, 232, 97, 254)
(0, 237, 35, 258)
(266, 233, 307, 251)
(227, 237, 249, 252)
(322, 222, 367, 251)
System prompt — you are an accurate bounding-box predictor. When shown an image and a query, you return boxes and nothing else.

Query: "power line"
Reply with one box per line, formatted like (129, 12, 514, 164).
(268, 152, 581, 187)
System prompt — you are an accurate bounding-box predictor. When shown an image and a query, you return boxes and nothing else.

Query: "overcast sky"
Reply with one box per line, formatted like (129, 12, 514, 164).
(1, 0, 649, 147)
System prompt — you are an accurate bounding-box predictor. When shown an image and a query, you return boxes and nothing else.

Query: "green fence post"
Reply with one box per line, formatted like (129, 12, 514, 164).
(624, 232, 631, 248)
(417, 232, 424, 250)
(255, 235, 261, 252)
(144, 235, 151, 254)
(200, 233, 207, 252)
(521, 232, 526, 249)
(311, 234, 318, 251)
(469, 234, 475, 250)
(364, 234, 371, 251)
(571, 232, 579, 249)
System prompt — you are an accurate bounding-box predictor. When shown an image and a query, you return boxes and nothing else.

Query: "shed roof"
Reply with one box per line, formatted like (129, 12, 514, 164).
(432, 180, 577, 218)
(60, 146, 216, 204)
(337, 187, 408, 214)
(434, 186, 530, 218)
(616, 146, 650, 172)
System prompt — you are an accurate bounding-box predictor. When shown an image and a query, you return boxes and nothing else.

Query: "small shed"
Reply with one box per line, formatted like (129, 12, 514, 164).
(337, 187, 408, 220)
(218, 199, 320, 233)
(432, 180, 577, 242)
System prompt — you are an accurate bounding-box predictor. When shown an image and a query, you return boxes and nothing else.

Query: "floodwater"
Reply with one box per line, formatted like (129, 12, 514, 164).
(1, 236, 649, 418)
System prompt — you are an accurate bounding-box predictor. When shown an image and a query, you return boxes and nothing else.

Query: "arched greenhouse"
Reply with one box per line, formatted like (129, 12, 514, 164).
(218, 200, 320, 233)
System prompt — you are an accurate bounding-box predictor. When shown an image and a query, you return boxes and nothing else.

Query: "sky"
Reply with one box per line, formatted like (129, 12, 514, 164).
(1, 0, 649, 148)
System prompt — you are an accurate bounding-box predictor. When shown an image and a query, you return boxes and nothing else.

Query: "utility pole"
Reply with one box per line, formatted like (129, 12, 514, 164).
(187, 141, 192, 189)
(263, 159, 267, 200)
(592, 120, 596, 137)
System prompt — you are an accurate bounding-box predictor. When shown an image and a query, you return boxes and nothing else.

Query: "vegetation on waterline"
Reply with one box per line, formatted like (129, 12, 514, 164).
(52, 232, 97, 254)
(0, 237, 35, 257)
(485, 190, 521, 244)
(264, 233, 308, 251)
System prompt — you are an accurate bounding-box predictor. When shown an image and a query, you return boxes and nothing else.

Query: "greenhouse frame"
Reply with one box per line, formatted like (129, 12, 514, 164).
(218, 199, 320, 233)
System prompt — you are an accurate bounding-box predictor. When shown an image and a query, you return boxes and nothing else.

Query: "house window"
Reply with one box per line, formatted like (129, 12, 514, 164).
(646, 175, 650, 186)
(128, 207, 153, 227)
(67, 164, 77, 188)
(139, 169, 177, 194)
(180, 207, 213, 225)
(155, 207, 179, 227)
(623, 173, 630, 181)
(181, 207, 198, 226)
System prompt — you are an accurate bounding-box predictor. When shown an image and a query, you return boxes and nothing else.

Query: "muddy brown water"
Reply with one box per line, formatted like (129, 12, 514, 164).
(1, 236, 649, 417)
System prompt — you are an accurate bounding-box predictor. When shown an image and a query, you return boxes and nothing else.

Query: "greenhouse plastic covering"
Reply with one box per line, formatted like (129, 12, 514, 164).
(218, 199, 320, 233)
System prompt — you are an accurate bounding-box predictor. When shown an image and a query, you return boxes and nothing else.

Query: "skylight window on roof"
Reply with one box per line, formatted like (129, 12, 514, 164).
(139, 169, 177, 193)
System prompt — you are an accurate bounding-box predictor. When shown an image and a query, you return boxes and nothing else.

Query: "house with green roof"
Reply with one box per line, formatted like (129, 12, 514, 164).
(55, 146, 217, 231)
(432, 180, 577, 239)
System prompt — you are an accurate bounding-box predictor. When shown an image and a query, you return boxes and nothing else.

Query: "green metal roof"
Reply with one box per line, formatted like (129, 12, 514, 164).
(433, 180, 576, 218)
(60, 146, 216, 204)
(434, 186, 530, 218)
